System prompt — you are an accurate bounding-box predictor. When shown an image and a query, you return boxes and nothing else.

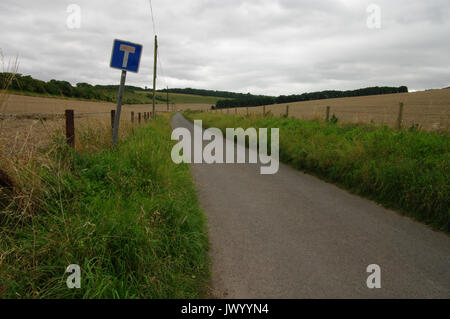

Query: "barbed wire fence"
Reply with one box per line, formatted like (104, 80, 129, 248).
(211, 101, 450, 131)
(0, 107, 174, 157)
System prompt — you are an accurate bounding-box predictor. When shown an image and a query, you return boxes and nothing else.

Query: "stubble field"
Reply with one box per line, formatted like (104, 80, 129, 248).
(0, 93, 211, 156)
(225, 89, 450, 131)
(1, 89, 449, 158)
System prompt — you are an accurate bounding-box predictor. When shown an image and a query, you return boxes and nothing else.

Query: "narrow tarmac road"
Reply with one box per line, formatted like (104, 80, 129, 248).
(171, 113, 449, 298)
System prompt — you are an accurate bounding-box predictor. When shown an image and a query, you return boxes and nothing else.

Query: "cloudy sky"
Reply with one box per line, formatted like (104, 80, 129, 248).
(0, 0, 449, 95)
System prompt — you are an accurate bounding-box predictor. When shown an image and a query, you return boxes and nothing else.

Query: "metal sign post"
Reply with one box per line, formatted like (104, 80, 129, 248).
(110, 39, 143, 147)
(112, 70, 127, 147)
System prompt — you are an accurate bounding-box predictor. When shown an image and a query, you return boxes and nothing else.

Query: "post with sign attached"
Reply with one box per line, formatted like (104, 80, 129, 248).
(110, 39, 143, 147)
(111, 71, 126, 145)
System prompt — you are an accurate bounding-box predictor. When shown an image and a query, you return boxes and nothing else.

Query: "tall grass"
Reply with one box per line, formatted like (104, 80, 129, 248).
(0, 49, 19, 116)
(184, 111, 449, 232)
(0, 48, 20, 203)
(0, 115, 209, 298)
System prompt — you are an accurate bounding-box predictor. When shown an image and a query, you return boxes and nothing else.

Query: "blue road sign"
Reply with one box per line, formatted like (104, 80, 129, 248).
(110, 39, 143, 73)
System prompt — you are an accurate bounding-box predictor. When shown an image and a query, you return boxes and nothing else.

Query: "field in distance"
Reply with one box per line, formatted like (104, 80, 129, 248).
(0, 93, 211, 154)
(4, 89, 224, 108)
(134, 90, 226, 105)
(1, 93, 212, 115)
(228, 88, 450, 131)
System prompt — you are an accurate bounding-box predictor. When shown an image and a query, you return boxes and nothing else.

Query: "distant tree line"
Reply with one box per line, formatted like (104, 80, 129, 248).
(214, 86, 408, 109)
(215, 96, 275, 109)
(1, 73, 114, 101)
(0, 73, 158, 102)
(159, 87, 256, 99)
(1, 73, 409, 109)
(98, 84, 146, 93)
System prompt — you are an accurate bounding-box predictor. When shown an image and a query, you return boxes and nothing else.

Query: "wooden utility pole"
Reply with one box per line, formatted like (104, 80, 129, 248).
(152, 35, 158, 118)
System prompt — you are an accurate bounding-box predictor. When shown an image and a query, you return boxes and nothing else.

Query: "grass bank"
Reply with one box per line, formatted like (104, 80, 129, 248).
(0, 115, 209, 298)
(184, 111, 449, 233)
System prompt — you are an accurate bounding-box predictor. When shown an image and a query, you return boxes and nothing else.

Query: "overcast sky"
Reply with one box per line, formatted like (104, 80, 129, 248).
(0, 0, 449, 95)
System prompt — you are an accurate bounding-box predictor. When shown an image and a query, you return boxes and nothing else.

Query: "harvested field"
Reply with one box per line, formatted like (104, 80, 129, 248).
(1, 93, 211, 115)
(0, 115, 130, 155)
(225, 89, 450, 131)
(0, 93, 211, 157)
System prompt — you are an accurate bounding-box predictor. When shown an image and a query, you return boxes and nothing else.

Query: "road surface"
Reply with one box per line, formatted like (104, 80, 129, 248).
(171, 113, 450, 298)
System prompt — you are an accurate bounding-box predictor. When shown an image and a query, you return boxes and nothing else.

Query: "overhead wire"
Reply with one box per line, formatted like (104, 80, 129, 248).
(147, 0, 168, 91)
(148, 0, 157, 35)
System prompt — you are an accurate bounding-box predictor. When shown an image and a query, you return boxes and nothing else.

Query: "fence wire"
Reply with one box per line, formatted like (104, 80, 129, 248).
(0, 111, 115, 119)
(0, 109, 166, 157)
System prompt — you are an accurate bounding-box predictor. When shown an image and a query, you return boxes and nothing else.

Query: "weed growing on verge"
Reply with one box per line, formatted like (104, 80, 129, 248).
(0, 115, 209, 298)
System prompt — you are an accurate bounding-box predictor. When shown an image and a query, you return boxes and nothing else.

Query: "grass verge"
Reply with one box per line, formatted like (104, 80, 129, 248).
(184, 111, 449, 233)
(0, 115, 209, 298)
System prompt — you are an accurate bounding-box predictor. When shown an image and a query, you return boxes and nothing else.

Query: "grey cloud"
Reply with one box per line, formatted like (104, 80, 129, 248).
(0, 0, 449, 95)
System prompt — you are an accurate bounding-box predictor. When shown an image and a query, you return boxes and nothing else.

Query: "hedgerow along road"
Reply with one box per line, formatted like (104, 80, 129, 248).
(171, 112, 450, 298)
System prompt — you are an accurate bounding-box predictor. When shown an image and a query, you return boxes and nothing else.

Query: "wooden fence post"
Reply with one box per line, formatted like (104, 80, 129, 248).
(326, 106, 330, 122)
(138, 112, 141, 124)
(131, 111, 134, 123)
(246, 106, 249, 116)
(396, 102, 404, 129)
(263, 105, 266, 116)
(286, 105, 289, 117)
(111, 110, 115, 129)
(65, 109, 75, 148)
(235, 107, 237, 114)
